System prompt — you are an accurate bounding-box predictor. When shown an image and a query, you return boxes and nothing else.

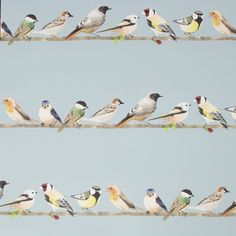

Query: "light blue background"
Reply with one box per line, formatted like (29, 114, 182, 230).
(0, 0, 236, 235)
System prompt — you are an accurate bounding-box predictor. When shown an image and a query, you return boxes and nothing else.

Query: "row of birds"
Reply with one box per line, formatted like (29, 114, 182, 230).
(1, 6, 236, 45)
(2, 94, 236, 132)
(0, 181, 235, 220)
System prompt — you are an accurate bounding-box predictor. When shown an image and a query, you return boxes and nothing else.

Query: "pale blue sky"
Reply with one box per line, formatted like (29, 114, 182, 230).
(0, 0, 236, 235)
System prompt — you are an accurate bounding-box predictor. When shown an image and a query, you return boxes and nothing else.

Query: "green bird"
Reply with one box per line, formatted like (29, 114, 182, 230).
(58, 101, 88, 132)
(163, 189, 194, 220)
(8, 14, 38, 46)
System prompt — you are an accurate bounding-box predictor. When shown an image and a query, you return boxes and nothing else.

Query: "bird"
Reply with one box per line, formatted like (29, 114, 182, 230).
(116, 92, 163, 128)
(173, 11, 203, 38)
(163, 189, 194, 220)
(194, 96, 228, 129)
(58, 101, 88, 132)
(224, 106, 236, 121)
(40, 183, 74, 216)
(148, 102, 190, 126)
(65, 5, 112, 40)
(0, 180, 9, 200)
(97, 15, 139, 37)
(33, 11, 73, 37)
(142, 8, 176, 40)
(144, 188, 168, 214)
(39, 100, 62, 126)
(8, 14, 38, 46)
(85, 98, 124, 123)
(71, 186, 101, 211)
(189, 187, 229, 212)
(0, 190, 37, 213)
(3, 97, 36, 123)
(1, 19, 12, 38)
(222, 201, 236, 217)
(107, 185, 136, 210)
(209, 11, 236, 35)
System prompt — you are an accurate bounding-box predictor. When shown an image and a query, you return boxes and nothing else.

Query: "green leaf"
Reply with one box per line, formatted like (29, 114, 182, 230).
(113, 36, 118, 44)
(10, 212, 15, 220)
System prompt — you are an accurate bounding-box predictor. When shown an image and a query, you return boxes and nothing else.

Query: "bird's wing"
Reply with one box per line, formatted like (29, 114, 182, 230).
(221, 16, 236, 33)
(1, 21, 12, 36)
(42, 18, 64, 30)
(50, 108, 62, 123)
(197, 193, 221, 205)
(209, 111, 228, 127)
(158, 23, 176, 36)
(223, 201, 236, 216)
(56, 198, 74, 212)
(13, 21, 33, 38)
(169, 196, 189, 213)
(174, 15, 192, 25)
(156, 196, 167, 211)
(72, 191, 90, 200)
(15, 103, 31, 121)
(119, 191, 135, 209)
(80, 12, 104, 29)
(91, 104, 116, 117)
(130, 102, 155, 117)
(64, 108, 84, 124)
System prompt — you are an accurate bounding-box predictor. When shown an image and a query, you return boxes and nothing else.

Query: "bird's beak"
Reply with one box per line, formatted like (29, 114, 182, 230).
(69, 13, 74, 17)
(6, 182, 10, 185)
(108, 7, 112, 10)
(120, 101, 124, 105)
(159, 95, 164, 98)
(226, 189, 230, 193)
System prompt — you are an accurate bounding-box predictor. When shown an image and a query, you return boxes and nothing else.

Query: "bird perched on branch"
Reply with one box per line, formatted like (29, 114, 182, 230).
(224, 106, 236, 121)
(8, 14, 38, 46)
(0, 180, 9, 200)
(1, 19, 12, 38)
(116, 92, 163, 128)
(209, 11, 236, 35)
(33, 11, 73, 37)
(222, 200, 236, 216)
(66, 5, 111, 40)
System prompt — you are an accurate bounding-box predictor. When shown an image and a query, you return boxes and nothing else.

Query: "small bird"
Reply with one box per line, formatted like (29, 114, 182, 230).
(0, 190, 37, 213)
(66, 6, 112, 40)
(224, 106, 236, 121)
(3, 97, 35, 123)
(39, 100, 62, 126)
(8, 14, 38, 46)
(0, 180, 9, 200)
(173, 11, 203, 38)
(40, 183, 74, 216)
(148, 102, 190, 126)
(190, 187, 229, 212)
(58, 101, 88, 132)
(97, 15, 139, 37)
(209, 11, 236, 35)
(116, 92, 163, 128)
(1, 19, 12, 38)
(33, 11, 73, 36)
(107, 185, 136, 210)
(194, 96, 228, 128)
(71, 186, 101, 211)
(144, 188, 168, 214)
(142, 8, 176, 40)
(222, 201, 236, 217)
(85, 98, 124, 123)
(163, 189, 194, 220)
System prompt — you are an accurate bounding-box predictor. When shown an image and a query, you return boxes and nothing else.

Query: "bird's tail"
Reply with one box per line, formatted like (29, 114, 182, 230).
(116, 115, 133, 128)
(58, 121, 68, 132)
(148, 113, 173, 121)
(170, 34, 177, 41)
(163, 211, 172, 221)
(0, 202, 15, 208)
(97, 25, 123, 34)
(67, 210, 75, 216)
(65, 27, 82, 40)
(8, 36, 17, 46)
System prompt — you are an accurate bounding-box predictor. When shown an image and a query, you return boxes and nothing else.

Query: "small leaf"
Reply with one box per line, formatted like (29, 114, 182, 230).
(10, 212, 15, 220)
(113, 36, 118, 44)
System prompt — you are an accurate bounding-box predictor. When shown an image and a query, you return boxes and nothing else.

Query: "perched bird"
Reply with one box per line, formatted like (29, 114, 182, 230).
(222, 201, 236, 217)
(33, 11, 73, 36)
(58, 101, 88, 132)
(144, 188, 168, 214)
(209, 11, 236, 35)
(163, 189, 194, 221)
(8, 14, 38, 46)
(71, 186, 101, 210)
(194, 96, 228, 128)
(0, 190, 37, 213)
(1, 19, 12, 38)
(190, 187, 229, 212)
(173, 11, 203, 38)
(3, 97, 35, 123)
(0, 180, 9, 200)
(66, 6, 111, 40)
(85, 98, 124, 123)
(148, 102, 190, 126)
(142, 8, 176, 40)
(97, 15, 139, 37)
(116, 92, 163, 128)
(40, 183, 74, 216)
(107, 185, 136, 210)
(224, 106, 236, 121)
(39, 100, 62, 126)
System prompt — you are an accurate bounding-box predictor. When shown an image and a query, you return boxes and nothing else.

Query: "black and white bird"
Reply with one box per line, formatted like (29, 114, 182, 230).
(0, 180, 9, 200)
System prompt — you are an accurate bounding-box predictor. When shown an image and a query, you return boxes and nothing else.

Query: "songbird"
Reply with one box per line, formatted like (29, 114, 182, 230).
(144, 188, 168, 214)
(8, 14, 38, 46)
(33, 11, 73, 36)
(97, 15, 139, 37)
(163, 189, 194, 220)
(224, 106, 236, 121)
(58, 101, 88, 132)
(71, 186, 101, 211)
(85, 98, 124, 123)
(0, 190, 37, 213)
(107, 185, 136, 210)
(173, 11, 203, 38)
(222, 201, 236, 217)
(116, 92, 163, 128)
(66, 6, 111, 40)
(189, 187, 229, 212)
(1, 19, 12, 38)
(209, 11, 236, 35)
(194, 96, 228, 129)
(148, 102, 190, 126)
(142, 8, 176, 40)
(40, 183, 74, 216)
(0, 180, 9, 200)
(39, 100, 62, 126)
